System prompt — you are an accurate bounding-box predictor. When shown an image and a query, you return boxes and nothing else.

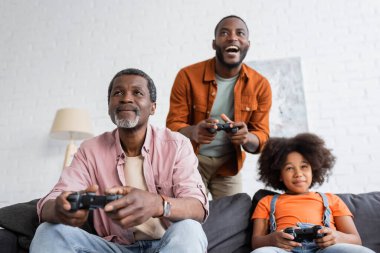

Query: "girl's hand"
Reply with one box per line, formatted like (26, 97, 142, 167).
(315, 226, 338, 248)
(269, 230, 302, 251)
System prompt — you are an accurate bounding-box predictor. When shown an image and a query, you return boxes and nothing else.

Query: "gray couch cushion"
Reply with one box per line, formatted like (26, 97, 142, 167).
(202, 193, 252, 253)
(337, 192, 380, 253)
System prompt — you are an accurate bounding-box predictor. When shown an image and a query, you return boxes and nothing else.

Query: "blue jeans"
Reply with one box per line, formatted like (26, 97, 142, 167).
(251, 243, 376, 253)
(30, 219, 207, 253)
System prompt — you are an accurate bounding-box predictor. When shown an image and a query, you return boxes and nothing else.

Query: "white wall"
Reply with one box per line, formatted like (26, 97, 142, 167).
(1, 0, 379, 207)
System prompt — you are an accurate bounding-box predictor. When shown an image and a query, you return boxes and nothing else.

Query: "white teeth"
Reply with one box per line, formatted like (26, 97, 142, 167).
(226, 46, 239, 51)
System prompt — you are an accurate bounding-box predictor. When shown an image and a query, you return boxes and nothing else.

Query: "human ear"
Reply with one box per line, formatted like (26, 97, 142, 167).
(212, 40, 216, 50)
(150, 102, 156, 115)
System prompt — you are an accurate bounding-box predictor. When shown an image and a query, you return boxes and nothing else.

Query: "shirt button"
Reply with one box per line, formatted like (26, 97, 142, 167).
(211, 92, 216, 96)
(193, 105, 196, 109)
(246, 107, 250, 111)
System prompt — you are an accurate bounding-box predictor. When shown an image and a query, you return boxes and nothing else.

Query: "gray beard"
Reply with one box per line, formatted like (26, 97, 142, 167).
(115, 115, 140, 128)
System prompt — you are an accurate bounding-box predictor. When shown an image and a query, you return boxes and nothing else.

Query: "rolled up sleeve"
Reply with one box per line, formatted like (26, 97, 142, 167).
(172, 138, 209, 221)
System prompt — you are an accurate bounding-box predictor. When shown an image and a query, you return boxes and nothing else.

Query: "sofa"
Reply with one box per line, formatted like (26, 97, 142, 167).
(1, 190, 379, 253)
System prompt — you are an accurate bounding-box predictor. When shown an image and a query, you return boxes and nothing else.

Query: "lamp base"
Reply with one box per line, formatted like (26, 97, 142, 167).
(63, 141, 77, 169)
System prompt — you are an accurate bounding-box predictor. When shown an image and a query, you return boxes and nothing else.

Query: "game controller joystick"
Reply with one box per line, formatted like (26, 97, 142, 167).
(208, 123, 239, 134)
(67, 192, 123, 211)
(284, 225, 325, 242)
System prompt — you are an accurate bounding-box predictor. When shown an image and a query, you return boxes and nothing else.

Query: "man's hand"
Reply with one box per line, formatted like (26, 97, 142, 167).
(104, 186, 163, 229)
(221, 114, 260, 153)
(44, 185, 98, 227)
(180, 118, 219, 144)
(220, 114, 250, 146)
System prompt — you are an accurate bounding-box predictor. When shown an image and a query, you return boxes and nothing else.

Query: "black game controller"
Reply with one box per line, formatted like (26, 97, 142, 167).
(67, 192, 123, 211)
(208, 123, 239, 134)
(284, 225, 325, 242)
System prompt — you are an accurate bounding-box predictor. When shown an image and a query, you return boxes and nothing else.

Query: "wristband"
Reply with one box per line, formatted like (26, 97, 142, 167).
(159, 194, 171, 217)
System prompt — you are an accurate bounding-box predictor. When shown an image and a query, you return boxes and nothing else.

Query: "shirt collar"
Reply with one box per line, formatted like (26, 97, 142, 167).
(142, 124, 152, 154)
(204, 58, 216, 82)
(114, 129, 125, 159)
(114, 124, 152, 159)
(204, 57, 249, 83)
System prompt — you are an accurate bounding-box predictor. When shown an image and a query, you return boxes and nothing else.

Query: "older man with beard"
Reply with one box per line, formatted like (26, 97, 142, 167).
(166, 15, 272, 199)
(30, 68, 209, 253)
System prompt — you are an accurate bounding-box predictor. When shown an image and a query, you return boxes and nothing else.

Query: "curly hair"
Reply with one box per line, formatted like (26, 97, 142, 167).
(257, 133, 336, 191)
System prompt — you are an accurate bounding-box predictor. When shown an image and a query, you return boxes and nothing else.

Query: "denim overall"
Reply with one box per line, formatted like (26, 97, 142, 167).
(269, 193, 331, 253)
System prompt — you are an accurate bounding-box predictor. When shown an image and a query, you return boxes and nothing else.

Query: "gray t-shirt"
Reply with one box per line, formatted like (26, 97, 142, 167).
(199, 74, 238, 157)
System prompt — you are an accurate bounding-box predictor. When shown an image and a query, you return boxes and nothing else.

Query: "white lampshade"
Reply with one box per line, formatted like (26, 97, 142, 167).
(50, 108, 94, 140)
(50, 108, 94, 169)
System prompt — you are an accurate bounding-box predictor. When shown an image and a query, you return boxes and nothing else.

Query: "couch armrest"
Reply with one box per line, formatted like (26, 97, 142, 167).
(0, 229, 18, 253)
(0, 199, 39, 250)
(0, 199, 96, 251)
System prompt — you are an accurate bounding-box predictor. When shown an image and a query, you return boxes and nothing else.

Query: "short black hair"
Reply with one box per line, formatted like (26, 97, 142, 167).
(214, 15, 249, 37)
(107, 68, 157, 103)
(257, 133, 336, 191)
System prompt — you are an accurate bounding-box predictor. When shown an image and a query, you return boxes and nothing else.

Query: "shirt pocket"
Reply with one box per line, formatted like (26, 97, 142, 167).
(240, 96, 258, 120)
(192, 104, 208, 123)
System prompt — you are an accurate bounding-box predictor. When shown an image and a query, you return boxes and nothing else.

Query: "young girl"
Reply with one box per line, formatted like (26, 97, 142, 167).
(251, 133, 375, 253)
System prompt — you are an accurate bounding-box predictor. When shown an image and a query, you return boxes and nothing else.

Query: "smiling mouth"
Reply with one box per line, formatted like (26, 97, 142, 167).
(116, 109, 136, 113)
(116, 107, 141, 117)
(116, 105, 138, 113)
(117, 109, 141, 117)
(117, 109, 135, 113)
(225, 45, 240, 53)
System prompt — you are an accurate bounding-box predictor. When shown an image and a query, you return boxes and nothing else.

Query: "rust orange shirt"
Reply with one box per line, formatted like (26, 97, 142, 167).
(166, 58, 272, 176)
(252, 192, 353, 231)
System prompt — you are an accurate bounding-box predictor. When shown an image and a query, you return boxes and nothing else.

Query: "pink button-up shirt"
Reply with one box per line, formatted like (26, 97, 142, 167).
(37, 124, 209, 245)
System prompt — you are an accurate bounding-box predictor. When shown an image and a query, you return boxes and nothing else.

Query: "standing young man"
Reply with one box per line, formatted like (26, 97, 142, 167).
(30, 68, 208, 253)
(166, 15, 272, 199)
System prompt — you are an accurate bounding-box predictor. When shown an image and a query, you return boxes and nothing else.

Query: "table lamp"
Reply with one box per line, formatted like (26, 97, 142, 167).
(50, 108, 94, 169)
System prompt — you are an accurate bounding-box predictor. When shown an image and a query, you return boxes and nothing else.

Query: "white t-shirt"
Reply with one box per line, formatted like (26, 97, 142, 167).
(199, 74, 237, 157)
(124, 155, 166, 240)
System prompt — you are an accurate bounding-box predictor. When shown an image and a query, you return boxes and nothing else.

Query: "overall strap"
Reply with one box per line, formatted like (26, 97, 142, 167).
(269, 194, 280, 233)
(317, 192, 331, 227)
